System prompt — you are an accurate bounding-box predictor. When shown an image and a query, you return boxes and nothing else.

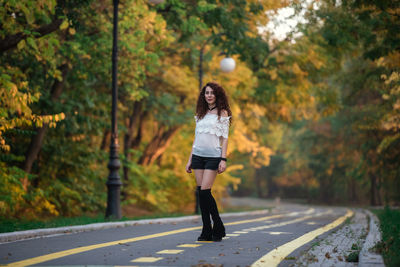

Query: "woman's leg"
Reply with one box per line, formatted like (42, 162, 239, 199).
(193, 169, 203, 214)
(200, 169, 217, 189)
(194, 169, 204, 186)
(194, 169, 212, 241)
(200, 170, 225, 241)
(208, 190, 225, 241)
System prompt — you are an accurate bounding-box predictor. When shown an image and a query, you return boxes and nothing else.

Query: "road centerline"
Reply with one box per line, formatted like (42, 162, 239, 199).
(5, 210, 315, 267)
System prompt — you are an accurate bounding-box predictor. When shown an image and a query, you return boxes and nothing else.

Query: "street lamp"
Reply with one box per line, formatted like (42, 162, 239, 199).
(198, 35, 236, 90)
(106, 0, 164, 219)
(220, 57, 236, 73)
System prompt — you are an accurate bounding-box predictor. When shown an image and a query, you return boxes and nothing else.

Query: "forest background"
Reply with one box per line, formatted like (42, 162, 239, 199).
(1, 0, 399, 220)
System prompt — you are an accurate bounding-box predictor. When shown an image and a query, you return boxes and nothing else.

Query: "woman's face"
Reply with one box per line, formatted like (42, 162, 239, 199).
(204, 86, 216, 106)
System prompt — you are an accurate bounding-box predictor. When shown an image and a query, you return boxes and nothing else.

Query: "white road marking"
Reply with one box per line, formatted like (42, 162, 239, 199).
(227, 234, 240, 236)
(263, 231, 291, 235)
(177, 244, 201, 248)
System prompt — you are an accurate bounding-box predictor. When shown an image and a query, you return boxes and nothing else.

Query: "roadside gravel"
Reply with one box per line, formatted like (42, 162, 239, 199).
(294, 208, 385, 267)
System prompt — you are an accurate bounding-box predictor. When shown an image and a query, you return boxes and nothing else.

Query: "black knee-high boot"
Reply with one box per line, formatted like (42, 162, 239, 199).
(204, 189, 226, 241)
(195, 186, 201, 214)
(198, 189, 212, 241)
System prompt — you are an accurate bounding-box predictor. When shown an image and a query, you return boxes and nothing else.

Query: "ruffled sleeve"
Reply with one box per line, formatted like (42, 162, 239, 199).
(194, 114, 230, 138)
(216, 116, 230, 138)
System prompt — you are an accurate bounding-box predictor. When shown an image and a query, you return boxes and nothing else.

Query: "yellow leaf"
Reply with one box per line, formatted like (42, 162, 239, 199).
(60, 20, 69, 30)
(17, 40, 26, 50)
(269, 69, 278, 80)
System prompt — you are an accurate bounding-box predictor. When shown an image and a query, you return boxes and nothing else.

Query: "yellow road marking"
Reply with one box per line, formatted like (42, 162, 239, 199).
(130, 257, 163, 263)
(177, 244, 202, 248)
(5, 209, 314, 267)
(6, 227, 200, 267)
(156, 249, 184, 254)
(251, 209, 353, 267)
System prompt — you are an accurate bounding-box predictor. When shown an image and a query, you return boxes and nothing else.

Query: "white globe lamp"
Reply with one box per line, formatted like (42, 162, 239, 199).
(220, 57, 236, 73)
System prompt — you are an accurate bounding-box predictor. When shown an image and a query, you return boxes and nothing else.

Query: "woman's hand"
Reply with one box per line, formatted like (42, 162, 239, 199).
(186, 161, 192, 173)
(218, 160, 226, 174)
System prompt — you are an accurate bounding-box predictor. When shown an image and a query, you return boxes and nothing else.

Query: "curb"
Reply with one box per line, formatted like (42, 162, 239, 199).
(359, 209, 385, 266)
(0, 208, 273, 244)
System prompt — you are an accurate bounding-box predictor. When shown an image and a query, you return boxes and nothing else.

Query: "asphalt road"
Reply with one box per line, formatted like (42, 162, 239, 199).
(0, 205, 351, 267)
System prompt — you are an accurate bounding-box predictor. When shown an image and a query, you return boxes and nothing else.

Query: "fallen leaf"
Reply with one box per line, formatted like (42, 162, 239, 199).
(325, 252, 331, 259)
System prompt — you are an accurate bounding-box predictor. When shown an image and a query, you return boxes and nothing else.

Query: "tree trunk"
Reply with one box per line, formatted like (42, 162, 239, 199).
(22, 64, 68, 189)
(320, 176, 333, 204)
(123, 102, 142, 160)
(138, 125, 180, 166)
(100, 129, 111, 151)
(131, 110, 147, 150)
(377, 175, 383, 206)
(122, 102, 142, 199)
(266, 171, 275, 198)
(370, 172, 377, 206)
(254, 168, 263, 198)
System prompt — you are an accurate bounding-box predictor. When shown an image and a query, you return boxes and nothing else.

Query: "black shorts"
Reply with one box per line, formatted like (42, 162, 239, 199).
(191, 154, 221, 170)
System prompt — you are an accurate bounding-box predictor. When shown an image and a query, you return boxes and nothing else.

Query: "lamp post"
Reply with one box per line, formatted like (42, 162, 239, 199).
(106, 0, 122, 219)
(106, 0, 164, 219)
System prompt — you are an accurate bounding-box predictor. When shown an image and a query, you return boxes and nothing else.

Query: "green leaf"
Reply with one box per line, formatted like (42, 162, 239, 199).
(26, 37, 38, 51)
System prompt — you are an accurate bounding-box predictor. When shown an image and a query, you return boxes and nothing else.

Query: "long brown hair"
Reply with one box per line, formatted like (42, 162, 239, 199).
(196, 82, 232, 125)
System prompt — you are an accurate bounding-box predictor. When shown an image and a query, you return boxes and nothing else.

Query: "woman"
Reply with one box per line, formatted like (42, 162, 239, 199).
(186, 82, 232, 242)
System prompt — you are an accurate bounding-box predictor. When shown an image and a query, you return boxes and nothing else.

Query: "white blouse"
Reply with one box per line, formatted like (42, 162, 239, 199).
(193, 113, 230, 158)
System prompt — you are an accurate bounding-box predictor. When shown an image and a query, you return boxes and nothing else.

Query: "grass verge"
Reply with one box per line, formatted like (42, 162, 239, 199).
(372, 207, 400, 267)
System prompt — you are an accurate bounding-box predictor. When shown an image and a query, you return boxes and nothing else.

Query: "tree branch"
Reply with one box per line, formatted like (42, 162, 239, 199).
(0, 18, 63, 53)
